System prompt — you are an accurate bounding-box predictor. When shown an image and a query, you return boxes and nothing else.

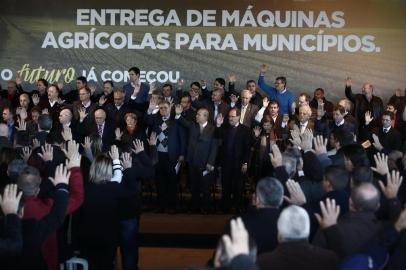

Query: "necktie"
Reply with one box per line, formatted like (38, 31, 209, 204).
(240, 106, 246, 124)
(383, 128, 389, 133)
(98, 124, 103, 137)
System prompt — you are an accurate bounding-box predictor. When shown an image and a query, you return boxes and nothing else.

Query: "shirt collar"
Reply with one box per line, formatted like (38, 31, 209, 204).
(336, 119, 345, 126)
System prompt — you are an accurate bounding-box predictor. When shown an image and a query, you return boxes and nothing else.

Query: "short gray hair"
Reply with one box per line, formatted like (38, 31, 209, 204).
(256, 177, 284, 207)
(277, 205, 310, 242)
(282, 153, 297, 178)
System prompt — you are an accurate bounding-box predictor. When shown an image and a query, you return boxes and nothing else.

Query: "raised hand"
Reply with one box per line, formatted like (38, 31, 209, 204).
(109, 145, 119, 160)
(365, 111, 374, 125)
(300, 129, 313, 151)
(81, 136, 91, 149)
(289, 129, 301, 147)
(38, 144, 53, 162)
(372, 134, 383, 151)
(227, 74, 236, 83)
(175, 104, 183, 115)
(0, 184, 23, 215)
(262, 97, 270, 108)
(61, 127, 73, 141)
(16, 119, 27, 131)
(32, 138, 40, 149)
(148, 132, 157, 146)
(66, 149, 81, 169)
(284, 179, 307, 206)
(371, 153, 389, 176)
(132, 139, 144, 154)
(48, 164, 70, 186)
(99, 95, 106, 106)
(379, 170, 403, 199)
(313, 135, 327, 155)
(221, 218, 249, 260)
(148, 99, 158, 112)
(216, 113, 224, 127)
(269, 144, 283, 168)
(21, 146, 32, 162)
(259, 64, 268, 73)
(253, 126, 262, 138)
(345, 77, 352, 87)
(62, 140, 79, 160)
(122, 152, 132, 169)
(315, 198, 340, 229)
(78, 107, 88, 120)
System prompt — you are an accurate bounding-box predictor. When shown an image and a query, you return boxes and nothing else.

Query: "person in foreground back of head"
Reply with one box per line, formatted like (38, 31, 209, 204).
(223, 177, 282, 255)
(256, 205, 338, 270)
(313, 181, 406, 259)
(1, 164, 70, 270)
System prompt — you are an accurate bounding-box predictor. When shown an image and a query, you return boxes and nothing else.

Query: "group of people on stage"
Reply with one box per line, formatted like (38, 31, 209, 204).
(0, 64, 406, 269)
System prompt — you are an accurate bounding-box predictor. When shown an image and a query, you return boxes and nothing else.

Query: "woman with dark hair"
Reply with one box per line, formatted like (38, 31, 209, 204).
(115, 112, 148, 152)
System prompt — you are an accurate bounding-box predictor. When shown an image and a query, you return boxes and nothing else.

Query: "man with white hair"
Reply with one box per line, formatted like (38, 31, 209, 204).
(296, 104, 314, 134)
(257, 205, 338, 270)
(231, 89, 259, 128)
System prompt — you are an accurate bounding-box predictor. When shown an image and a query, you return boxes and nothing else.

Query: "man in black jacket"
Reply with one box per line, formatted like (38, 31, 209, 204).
(175, 105, 217, 212)
(216, 108, 252, 212)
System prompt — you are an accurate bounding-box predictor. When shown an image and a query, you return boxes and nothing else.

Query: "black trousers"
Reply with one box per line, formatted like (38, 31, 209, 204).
(221, 164, 244, 211)
(156, 152, 178, 210)
(189, 165, 214, 211)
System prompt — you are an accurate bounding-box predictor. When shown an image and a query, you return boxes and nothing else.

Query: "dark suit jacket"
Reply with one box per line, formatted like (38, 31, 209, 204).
(176, 116, 217, 168)
(225, 207, 280, 255)
(85, 121, 116, 152)
(104, 103, 140, 128)
(206, 101, 230, 124)
(144, 113, 186, 162)
(257, 241, 339, 270)
(71, 101, 98, 123)
(217, 124, 252, 168)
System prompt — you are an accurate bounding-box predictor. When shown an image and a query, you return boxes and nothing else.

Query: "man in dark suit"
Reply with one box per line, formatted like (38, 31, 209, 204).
(206, 89, 230, 124)
(345, 78, 384, 133)
(257, 205, 339, 270)
(216, 108, 252, 212)
(123, 66, 149, 104)
(224, 177, 282, 254)
(84, 108, 115, 152)
(370, 111, 403, 154)
(144, 100, 185, 213)
(71, 87, 98, 124)
(175, 105, 217, 212)
(104, 88, 140, 129)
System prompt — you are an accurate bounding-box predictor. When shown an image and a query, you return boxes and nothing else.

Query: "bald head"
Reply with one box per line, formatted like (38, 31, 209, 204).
(94, 109, 106, 125)
(350, 183, 380, 212)
(59, 109, 72, 125)
(240, 89, 252, 106)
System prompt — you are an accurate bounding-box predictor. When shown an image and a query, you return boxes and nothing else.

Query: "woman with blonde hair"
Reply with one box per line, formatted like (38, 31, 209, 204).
(79, 145, 128, 270)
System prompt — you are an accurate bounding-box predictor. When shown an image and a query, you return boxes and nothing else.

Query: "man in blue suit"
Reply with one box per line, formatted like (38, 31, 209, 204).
(123, 66, 150, 104)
